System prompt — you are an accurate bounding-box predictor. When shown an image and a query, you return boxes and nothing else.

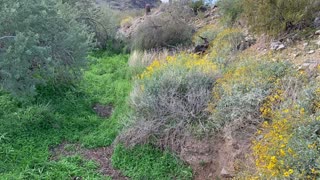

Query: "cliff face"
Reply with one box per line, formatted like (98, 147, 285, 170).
(96, 0, 161, 10)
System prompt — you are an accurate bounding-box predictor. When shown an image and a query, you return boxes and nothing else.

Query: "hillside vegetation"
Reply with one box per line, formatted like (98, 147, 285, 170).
(1, 0, 320, 179)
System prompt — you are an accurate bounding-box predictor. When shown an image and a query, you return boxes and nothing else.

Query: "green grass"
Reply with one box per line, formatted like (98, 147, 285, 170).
(80, 54, 132, 147)
(0, 53, 130, 178)
(0, 52, 192, 179)
(112, 145, 193, 180)
(4, 155, 110, 180)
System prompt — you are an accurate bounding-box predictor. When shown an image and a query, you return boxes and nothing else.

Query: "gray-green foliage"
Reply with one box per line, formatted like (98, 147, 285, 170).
(242, 0, 320, 35)
(131, 4, 194, 50)
(0, 0, 93, 97)
(282, 114, 320, 177)
(119, 56, 218, 147)
(64, 0, 120, 49)
(213, 87, 266, 131)
(216, 0, 243, 26)
(210, 59, 290, 135)
(189, 0, 205, 14)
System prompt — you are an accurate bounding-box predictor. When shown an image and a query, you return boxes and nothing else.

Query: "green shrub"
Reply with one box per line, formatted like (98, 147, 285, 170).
(208, 28, 244, 67)
(189, 0, 205, 14)
(192, 24, 221, 46)
(119, 54, 219, 146)
(250, 73, 320, 179)
(209, 59, 291, 134)
(242, 0, 320, 36)
(131, 5, 194, 50)
(286, 119, 320, 178)
(112, 144, 192, 180)
(216, 0, 244, 26)
(64, 0, 122, 50)
(212, 87, 266, 132)
(95, 7, 122, 50)
(128, 49, 171, 76)
(0, 0, 93, 98)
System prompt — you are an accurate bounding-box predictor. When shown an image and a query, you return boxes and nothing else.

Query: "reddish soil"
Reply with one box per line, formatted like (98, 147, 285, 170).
(92, 103, 113, 118)
(50, 142, 127, 180)
(179, 127, 255, 180)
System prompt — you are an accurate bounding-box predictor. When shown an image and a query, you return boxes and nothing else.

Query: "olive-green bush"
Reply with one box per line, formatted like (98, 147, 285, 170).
(131, 4, 194, 50)
(0, 0, 93, 97)
(119, 54, 219, 147)
(242, 0, 320, 35)
(216, 0, 244, 26)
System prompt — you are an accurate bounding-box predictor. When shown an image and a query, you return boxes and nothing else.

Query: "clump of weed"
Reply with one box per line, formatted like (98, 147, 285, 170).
(112, 144, 192, 180)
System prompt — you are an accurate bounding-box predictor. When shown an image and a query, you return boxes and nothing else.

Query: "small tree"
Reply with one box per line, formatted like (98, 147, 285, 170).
(0, 0, 93, 97)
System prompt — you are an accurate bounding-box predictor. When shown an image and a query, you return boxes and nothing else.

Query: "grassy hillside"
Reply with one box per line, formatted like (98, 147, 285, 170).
(1, 0, 319, 179)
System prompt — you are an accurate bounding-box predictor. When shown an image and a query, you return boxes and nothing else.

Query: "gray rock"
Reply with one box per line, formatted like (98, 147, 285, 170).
(237, 36, 256, 51)
(307, 50, 315, 54)
(292, 53, 301, 58)
(277, 44, 286, 51)
(299, 63, 311, 70)
(271, 41, 286, 51)
(220, 168, 234, 178)
(315, 30, 320, 35)
(298, 60, 320, 73)
(256, 135, 264, 141)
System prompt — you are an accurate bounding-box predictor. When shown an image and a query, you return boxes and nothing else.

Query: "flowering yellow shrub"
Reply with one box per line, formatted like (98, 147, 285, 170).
(260, 89, 284, 119)
(252, 105, 320, 179)
(215, 64, 257, 95)
(213, 59, 284, 96)
(120, 16, 134, 27)
(253, 117, 295, 177)
(208, 28, 243, 60)
(139, 54, 218, 79)
(206, 56, 291, 137)
(314, 88, 320, 112)
(253, 85, 320, 179)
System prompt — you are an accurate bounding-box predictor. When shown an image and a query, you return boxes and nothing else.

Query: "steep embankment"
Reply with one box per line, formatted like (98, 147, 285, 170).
(181, 27, 320, 179)
(119, 4, 320, 178)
